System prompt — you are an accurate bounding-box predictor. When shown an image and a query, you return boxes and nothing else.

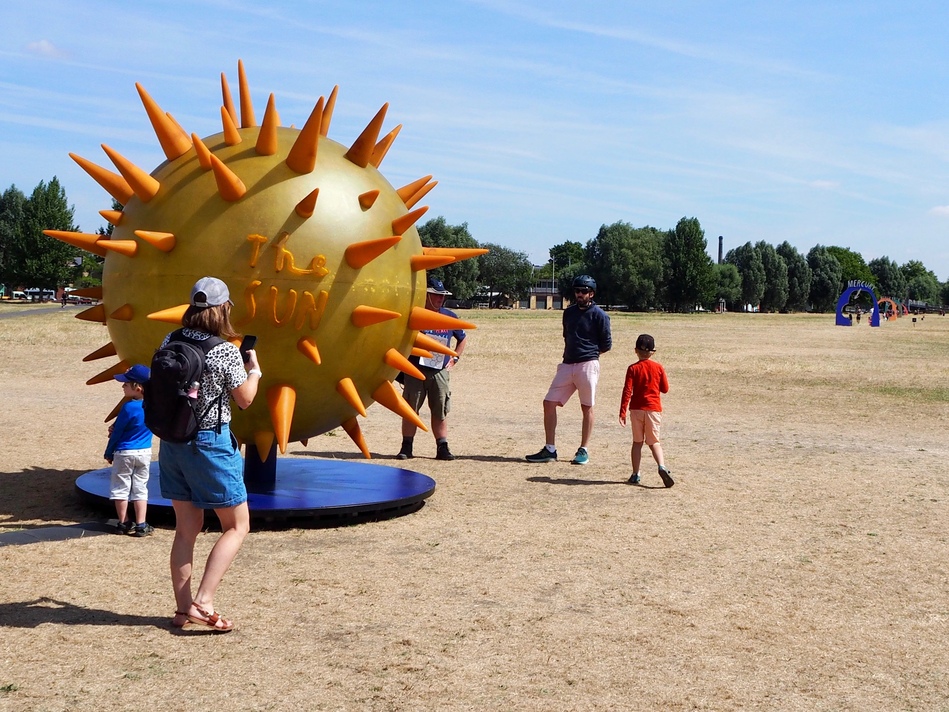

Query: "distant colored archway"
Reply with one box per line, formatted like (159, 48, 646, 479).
(836, 281, 880, 326)
(877, 297, 899, 322)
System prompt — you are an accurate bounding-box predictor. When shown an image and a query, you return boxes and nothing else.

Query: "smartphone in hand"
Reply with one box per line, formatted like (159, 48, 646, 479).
(239, 334, 257, 363)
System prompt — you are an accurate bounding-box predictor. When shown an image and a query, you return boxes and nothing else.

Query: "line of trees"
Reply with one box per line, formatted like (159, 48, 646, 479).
(4, 177, 947, 313)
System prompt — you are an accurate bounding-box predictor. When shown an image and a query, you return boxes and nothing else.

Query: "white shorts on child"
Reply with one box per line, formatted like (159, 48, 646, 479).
(110, 448, 152, 500)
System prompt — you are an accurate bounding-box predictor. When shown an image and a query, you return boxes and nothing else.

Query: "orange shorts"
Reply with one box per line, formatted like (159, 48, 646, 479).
(630, 410, 662, 445)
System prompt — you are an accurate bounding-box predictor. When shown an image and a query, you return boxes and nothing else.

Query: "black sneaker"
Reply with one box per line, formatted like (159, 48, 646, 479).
(131, 522, 154, 537)
(436, 443, 455, 461)
(658, 465, 674, 488)
(396, 446, 413, 460)
(525, 447, 557, 463)
(114, 520, 132, 535)
(627, 473, 640, 485)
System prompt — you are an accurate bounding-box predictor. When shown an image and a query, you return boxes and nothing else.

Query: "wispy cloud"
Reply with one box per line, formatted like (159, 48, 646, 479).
(929, 206, 949, 217)
(25, 40, 68, 60)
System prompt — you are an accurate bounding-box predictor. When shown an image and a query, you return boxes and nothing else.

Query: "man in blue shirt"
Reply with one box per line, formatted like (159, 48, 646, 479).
(397, 278, 468, 461)
(526, 274, 611, 465)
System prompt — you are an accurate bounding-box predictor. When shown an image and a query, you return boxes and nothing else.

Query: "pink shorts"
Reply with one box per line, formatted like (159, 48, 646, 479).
(630, 410, 662, 445)
(544, 360, 600, 407)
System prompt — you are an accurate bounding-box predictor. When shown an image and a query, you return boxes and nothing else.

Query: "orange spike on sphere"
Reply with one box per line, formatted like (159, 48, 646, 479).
(70, 152, 134, 205)
(372, 381, 427, 431)
(341, 417, 371, 459)
(43, 229, 108, 258)
(345, 236, 401, 269)
(84, 342, 117, 362)
(101, 144, 160, 202)
(267, 384, 296, 454)
(135, 82, 192, 160)
(336, 378, 368, 417)
(286, 97, 324, 174)
(345, 103, 388, 167)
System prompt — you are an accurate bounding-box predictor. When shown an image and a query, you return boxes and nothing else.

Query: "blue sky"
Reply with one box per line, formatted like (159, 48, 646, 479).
(2, 0, 949, 278)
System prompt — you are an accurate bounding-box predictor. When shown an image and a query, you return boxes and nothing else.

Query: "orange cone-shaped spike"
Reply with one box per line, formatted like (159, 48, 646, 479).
(135, 82, 192, 160)
(109, 304, 134, 321)
(253, 431, 275, 462)
(99, 209, 124, 226)
(370, 124, 402, 168)
(209, 154, 247, 201)
(392, 206, 429, 236)
(411, 254, 455, 271)
(403, 179, 436, 209)
(344, 103, 388, 168)
(341, 417, 370, 459)
(372, 381, 427, 431)
(99, 239, 138, 257)
(397, 176, 432, 203)
(358, 189, 379, 210)
(221, 106, 242, 145)
(296, 336, 321, 365)
(423, 247, 490, 261)
(76, 304, 107, 324)
(43, 230, 108, 258)
(69, 286, 103, 300)
(70, 153, 134, 205)
(237, 59, 256, 128)
(101, 144, 160, 203)
(384, 348, 425, 380)
(256, 94, 279, 155)
(267, 384, 295, 454)
(351, 305, 401, 327)
(221, 72, 238, 127)
(336, 378, 367, 417)
(344, 236, 401, 269)
(409, 307, 476, 331)
(146, 304, 189, 324)
(134, 230, 176, 252)
(411, 347, 434, 359)
(87, 360, 130, 385)
(415, 332, 458, 357)
(192, 134, 213, 169)
(320, 85, 338, 136)
(84, 342, 117, 362)
(295, 188, 319, 218)
(286, 97, 324, 174)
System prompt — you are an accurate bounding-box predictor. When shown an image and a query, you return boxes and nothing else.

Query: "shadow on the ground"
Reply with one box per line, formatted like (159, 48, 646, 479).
(0, 597, 169, 630)
(527, 475, 665, 488)
(0, 467, 100, 525)
(293, 450, 527, 464)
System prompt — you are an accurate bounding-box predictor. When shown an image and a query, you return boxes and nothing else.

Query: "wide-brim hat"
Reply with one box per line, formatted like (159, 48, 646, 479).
(426, 278, 452, 296)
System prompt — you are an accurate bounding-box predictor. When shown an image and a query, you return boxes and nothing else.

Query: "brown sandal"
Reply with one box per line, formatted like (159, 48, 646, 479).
(186, 604, 234, 632)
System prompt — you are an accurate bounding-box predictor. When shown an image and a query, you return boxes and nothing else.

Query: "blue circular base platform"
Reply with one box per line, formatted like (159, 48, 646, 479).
(76, 459, 436, 526)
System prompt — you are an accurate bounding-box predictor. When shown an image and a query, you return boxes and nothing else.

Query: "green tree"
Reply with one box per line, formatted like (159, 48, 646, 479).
(712, 262, 742, 309)
(826, 246, 876, 289)
(542, 240, 585, 281)
(725, 242, 765, 310)
(14, 178, 80, 291)
(867, 256, 906, 300)
(417, 217, 481, 300)
(901, 260, 940, 303)
(477, 243, 534, 307)
(585, 222, 663, 310)
(806, 245, 843, 312)
(755, 241, 789, 312)
(663, 217, 714, 312)
(0, 185, 28, 292)
(776, 242, 812, 312)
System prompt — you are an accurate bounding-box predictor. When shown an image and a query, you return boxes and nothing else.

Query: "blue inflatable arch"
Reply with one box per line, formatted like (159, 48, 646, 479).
(836, 281, 880, 327)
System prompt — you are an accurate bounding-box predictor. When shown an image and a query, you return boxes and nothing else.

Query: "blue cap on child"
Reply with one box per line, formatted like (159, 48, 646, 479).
(114, 364, 151, 384)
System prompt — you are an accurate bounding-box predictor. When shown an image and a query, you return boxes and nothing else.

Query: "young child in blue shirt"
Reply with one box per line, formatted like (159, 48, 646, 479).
(105, 364, 155, 536)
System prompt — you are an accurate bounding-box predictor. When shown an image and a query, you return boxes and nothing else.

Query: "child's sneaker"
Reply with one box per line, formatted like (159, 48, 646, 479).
(131, 522, 154, 537)
(658, 465, 674, 488)
(571, 447, 589, 465)
(627, 473, 640, 484)
(114, 520, 132, 535)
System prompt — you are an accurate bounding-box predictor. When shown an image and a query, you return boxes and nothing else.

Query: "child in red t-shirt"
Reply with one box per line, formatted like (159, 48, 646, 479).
(618, 334, 673, 487)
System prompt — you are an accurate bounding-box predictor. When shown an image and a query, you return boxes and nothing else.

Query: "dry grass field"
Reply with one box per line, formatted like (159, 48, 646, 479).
(1, 303, 948, 711)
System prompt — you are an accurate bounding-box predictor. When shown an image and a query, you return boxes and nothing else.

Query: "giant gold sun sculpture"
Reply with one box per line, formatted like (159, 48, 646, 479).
(45, 61, 485, 460)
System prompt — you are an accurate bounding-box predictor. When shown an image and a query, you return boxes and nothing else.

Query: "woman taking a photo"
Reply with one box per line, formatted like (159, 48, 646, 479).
(158, 277, 261, 632)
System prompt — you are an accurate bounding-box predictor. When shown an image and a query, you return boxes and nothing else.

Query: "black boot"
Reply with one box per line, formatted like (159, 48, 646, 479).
(436, 441, 455, 461)
(396, 437, 414, 460)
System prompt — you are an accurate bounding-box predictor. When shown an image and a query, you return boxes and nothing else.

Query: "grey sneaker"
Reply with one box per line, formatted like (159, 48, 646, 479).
(627, 473, 640, 484)
(571, 447, 589, 465)
(525, 447, 557, 463)
(658, 465, 674, 488)
(131, 522, 154, 537)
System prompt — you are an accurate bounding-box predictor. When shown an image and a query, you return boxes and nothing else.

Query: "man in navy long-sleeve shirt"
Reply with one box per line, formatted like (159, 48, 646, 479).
(526, 274, 611, 465)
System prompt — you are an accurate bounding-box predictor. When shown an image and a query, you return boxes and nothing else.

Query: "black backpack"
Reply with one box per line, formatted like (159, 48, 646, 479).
(144, 329, 224, 443)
